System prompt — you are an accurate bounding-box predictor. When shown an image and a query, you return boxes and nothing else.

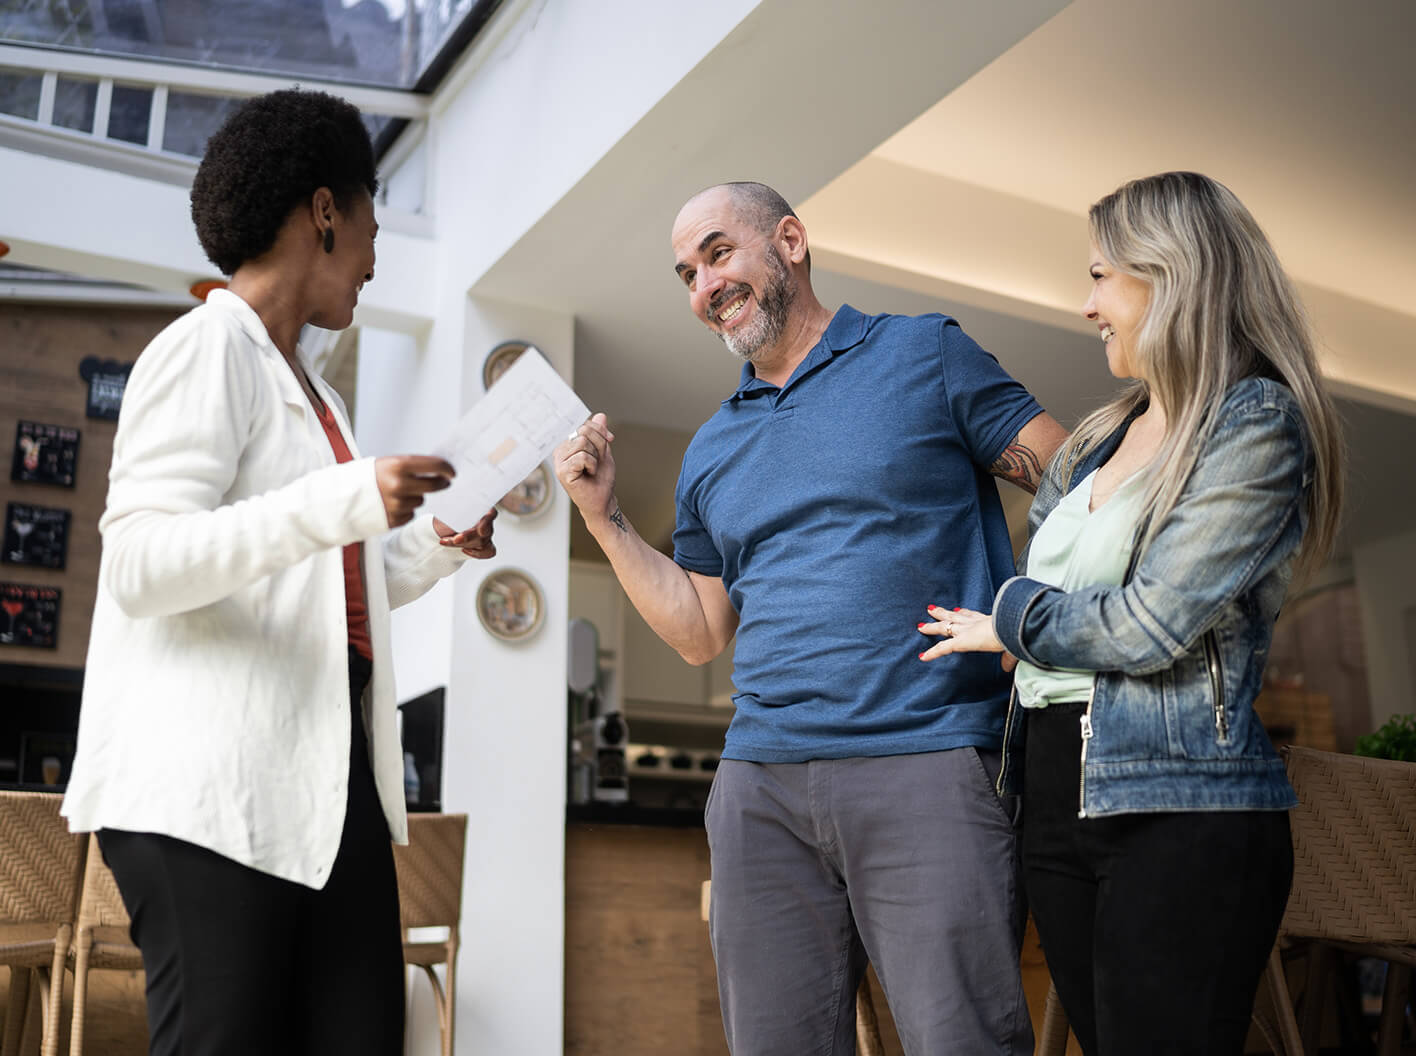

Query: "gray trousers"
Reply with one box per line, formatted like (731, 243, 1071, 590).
(705, 749, 1033, 1056)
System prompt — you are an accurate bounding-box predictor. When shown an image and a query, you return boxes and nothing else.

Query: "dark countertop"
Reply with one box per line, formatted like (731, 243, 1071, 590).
(566, 802, 706, 828)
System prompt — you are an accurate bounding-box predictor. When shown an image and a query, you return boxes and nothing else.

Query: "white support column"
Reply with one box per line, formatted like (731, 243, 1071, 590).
(356, 296, 575, 1056)
(438, 295, 574, 1056)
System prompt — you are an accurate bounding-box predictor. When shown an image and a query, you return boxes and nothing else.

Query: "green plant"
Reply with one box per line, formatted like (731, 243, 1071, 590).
(1353, 714, 1416, 762)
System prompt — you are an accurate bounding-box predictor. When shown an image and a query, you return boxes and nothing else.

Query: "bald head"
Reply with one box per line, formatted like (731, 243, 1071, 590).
(677, 182, 811, 274)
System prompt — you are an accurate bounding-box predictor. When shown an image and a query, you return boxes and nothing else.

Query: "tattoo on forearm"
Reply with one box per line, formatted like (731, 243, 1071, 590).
(609, 506, 627, 533)
(989, 443, 1043, 494)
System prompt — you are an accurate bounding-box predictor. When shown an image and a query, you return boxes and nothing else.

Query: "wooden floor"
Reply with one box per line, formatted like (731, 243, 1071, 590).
(0, 966, 148, 1056)
(1, 961, 1072, 1056)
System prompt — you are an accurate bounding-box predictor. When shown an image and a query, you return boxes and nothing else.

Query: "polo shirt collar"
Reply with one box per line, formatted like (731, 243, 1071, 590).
(728, 304, 870, 402)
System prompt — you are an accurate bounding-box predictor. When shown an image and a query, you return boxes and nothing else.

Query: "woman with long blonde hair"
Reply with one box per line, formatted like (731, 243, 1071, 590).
(920, 171, 1343, 1054)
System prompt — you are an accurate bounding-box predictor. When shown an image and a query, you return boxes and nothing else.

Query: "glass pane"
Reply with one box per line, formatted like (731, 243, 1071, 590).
(0, 71, 42, 121)
(108, 82, 151, 145)
(0, 0, 497, 90)
(52, 76, 96, 132)
(363, 112, 393, 149)
(161, 91, 236, 158)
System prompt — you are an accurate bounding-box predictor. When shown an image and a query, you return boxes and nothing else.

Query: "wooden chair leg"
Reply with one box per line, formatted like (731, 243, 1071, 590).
(443, 938, 457, 1056)
(1037, 982, 1071, 1056)
(70, 932, 92, 1056)
(1375, 963, 1412, 1056)
(854, 976, 884, 1056)
(1298, 941, 1332, 1055)
(39, 923, 70, 1056)
(1, 967, 32, 1056)
(1262, 946, 1304, 1056)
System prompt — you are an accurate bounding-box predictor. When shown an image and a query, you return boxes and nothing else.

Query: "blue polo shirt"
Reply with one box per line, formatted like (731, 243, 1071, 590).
(673, 305, 1042, 762)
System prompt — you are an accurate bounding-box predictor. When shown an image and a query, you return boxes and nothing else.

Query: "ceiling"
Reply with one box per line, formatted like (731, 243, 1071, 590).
(557, 0, 1416, 559)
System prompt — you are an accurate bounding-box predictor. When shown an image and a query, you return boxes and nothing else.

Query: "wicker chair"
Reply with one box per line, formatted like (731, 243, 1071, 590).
(66, 834, 143, 1056)
(1256, 746, 1416, 1056)
(0, 791, 86, 1056)
(393, 813, 467, 1056)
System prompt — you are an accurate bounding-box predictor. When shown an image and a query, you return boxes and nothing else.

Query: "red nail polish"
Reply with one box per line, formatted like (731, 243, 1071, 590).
(917, 622, 926, 629)
(953, 607, 962, 611)
(918, 652, 927, 660)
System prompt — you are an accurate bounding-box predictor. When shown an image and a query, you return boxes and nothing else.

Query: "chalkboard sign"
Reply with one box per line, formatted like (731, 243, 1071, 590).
(3, 503, 70, 570)
(0, 582, 61, 649)
(10, 421, 80, 487)
(79, 356, 135, 420)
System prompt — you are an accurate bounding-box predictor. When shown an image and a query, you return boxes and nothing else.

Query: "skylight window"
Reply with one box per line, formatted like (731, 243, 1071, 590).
(0, 0, 502, 91)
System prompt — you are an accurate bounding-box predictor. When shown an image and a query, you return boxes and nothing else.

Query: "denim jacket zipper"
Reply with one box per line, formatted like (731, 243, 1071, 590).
(1078, 680, 1097, 818)
(1202, 629, 1229, 741)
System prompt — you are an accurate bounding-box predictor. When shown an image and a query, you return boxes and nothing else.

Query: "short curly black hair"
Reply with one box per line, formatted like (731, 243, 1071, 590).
(190, 89, 379, 275)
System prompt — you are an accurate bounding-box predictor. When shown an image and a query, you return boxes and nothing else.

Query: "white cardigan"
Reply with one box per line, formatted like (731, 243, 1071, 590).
(63, 290, 467, 888)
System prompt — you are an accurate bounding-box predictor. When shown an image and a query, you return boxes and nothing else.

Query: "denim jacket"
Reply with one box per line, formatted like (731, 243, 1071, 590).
(994, 377, 1310, 815)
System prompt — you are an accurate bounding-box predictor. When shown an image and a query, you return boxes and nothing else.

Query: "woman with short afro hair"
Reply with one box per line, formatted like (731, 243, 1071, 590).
(63, 88, 497, 1055)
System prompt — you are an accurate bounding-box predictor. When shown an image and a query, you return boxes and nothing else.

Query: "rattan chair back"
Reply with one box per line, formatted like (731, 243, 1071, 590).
(1280, 746, 1416, 947)
(392, 813, 467, 1056)
(394, 813, 467, 931)
(0, 792, 84, 929)
(74, 838, 131, 933)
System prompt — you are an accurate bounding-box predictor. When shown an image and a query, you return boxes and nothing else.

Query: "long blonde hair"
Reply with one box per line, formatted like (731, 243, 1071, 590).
(1060, 172, 1343, 581)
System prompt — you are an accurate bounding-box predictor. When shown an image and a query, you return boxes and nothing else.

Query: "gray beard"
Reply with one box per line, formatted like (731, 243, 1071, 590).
(717, 245, 796, 363)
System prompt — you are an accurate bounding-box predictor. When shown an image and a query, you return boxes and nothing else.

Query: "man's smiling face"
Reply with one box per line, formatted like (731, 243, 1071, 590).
(672, 188, 797, 364)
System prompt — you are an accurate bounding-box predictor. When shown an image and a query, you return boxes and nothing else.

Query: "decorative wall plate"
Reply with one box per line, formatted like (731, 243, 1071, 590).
(496, 462, 553, 519)
(481, 339, 542, 391)
(476, 568, 545, 642)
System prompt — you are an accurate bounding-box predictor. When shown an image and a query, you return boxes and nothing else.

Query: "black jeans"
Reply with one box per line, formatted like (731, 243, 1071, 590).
(98, 648, 404, 1056)
(1022, 700, 1293, 1056)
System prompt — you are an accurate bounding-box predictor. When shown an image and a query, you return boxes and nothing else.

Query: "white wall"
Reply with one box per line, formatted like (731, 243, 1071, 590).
(1353, 528, 1416, 728)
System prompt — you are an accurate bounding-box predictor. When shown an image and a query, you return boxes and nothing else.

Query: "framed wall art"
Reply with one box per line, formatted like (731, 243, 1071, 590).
(10, 421, 80, 487)
(78, 356, 136, 420)
(0, 582, 61, 649)
(475, 568, 545, 643)
(3, 503, 71, 570)
(496, 462, 553, 519)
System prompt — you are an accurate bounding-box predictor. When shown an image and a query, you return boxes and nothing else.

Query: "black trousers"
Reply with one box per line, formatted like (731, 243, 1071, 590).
(98, 648, 405, 1056)
(1021, 700, 1293, 1056)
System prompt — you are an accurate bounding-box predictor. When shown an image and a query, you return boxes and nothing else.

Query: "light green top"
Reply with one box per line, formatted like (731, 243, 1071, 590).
(1014, 467, 1148, 709)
